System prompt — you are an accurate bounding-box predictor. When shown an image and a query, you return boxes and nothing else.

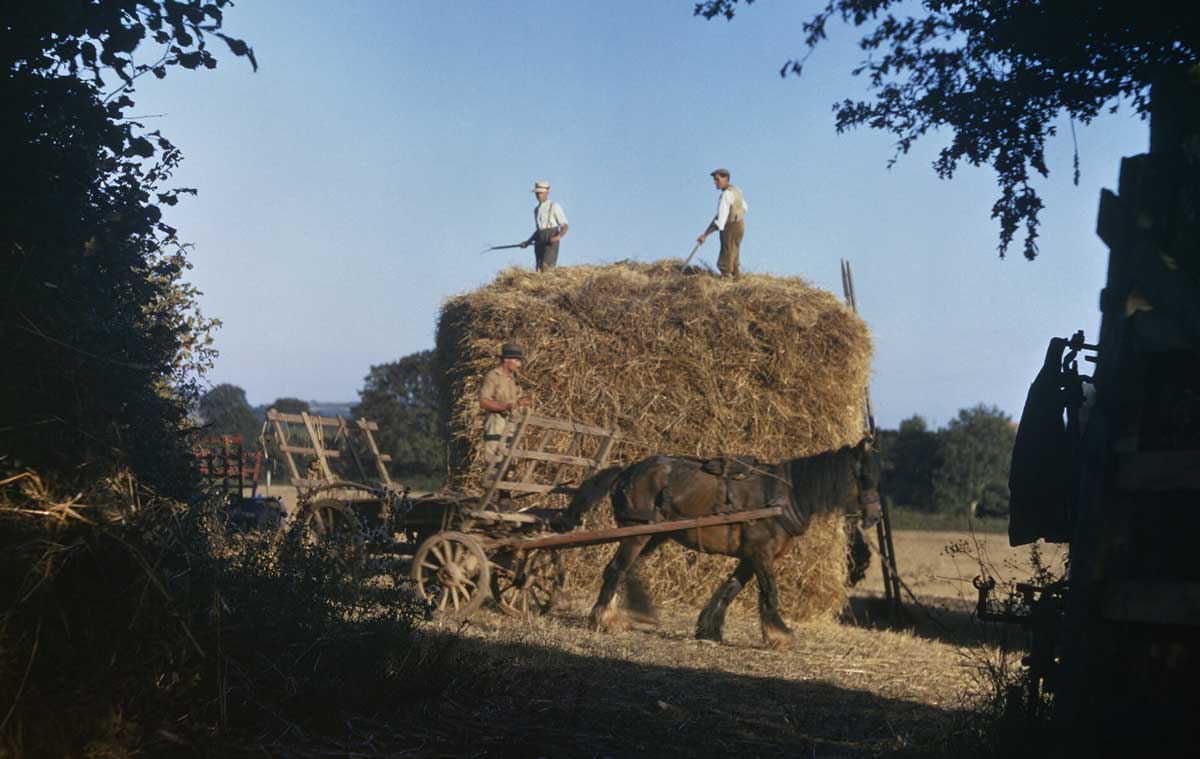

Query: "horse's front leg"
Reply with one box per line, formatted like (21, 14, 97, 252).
(589, 534, 652, 633)
(752, 552, 795, 649)
(696, 558, 754, 642)
(622, 537, 663, 626)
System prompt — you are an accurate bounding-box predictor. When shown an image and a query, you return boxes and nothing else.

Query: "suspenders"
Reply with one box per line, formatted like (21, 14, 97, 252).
(536, 201, 558, 230)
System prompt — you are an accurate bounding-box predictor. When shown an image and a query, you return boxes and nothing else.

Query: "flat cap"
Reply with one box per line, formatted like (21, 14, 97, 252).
(710, 168, 731, 178)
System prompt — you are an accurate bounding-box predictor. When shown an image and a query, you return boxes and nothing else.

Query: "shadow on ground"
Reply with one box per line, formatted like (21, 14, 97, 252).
(843, 593, 1032, 651)
(392, 630, 960, 758)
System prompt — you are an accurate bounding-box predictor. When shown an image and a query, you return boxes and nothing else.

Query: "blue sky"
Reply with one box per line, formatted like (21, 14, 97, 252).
(135, 1, 1147, 428)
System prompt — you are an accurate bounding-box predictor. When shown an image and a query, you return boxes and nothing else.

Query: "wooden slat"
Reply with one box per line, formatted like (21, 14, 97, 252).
(268, 410, 379, 430)
(507, 449, 596, 467)
(337, 415, 370, 483)
(300, 411, 334, 481)
(1115, 450, 1200, 492)
(356, 417, 393, 486)
(590, 430, 620, 474)
(551, 431, 582, 489)
(488, 506, 785, 551)
(279, 445, 341, 458)
(1103, 580, 1200, 626)
(272, 418, 301, 482)
(490, 481, 575, 495)
(479, 411, 532, 509)
(523, 414, 612, 437)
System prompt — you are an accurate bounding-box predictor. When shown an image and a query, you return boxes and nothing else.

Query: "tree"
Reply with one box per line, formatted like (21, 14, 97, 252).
(269, 397, 310, 415)
(931, 404, 1016, 516)
(198, 384, 260, 446)
(1, 1, 254, 492)
(352, 350, 445, 479)
(696, 1, 1199, 259)
(883, 415, 942, 510)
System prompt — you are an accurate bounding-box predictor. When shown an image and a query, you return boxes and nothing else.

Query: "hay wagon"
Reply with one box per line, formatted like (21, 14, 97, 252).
(265, 408, 788, 620)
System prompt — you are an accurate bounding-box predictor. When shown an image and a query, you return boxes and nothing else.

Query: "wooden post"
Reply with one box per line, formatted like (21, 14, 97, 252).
(268, 410, 302, 483)
(358, 418, 393, 487)
(841, 258, 901, 615)
(337, 415, 371, 482)
(300, 411, 334, 481)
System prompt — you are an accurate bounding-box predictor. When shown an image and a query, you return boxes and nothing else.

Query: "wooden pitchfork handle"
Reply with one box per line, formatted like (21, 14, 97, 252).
(680, 240, 703, 272)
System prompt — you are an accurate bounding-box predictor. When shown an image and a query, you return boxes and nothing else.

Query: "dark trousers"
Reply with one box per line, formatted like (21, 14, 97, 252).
(718, 219, 744, 277)
(534, 228, 559, 271)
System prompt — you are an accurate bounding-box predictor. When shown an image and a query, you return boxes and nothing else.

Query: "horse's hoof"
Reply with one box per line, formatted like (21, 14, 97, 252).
(763, 627, 796, 650)
(590, 606, 630, 633)
(626, 609, 660, 627)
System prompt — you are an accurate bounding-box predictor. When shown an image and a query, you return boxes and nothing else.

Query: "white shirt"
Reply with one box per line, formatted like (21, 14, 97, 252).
(714, 188, 747, 231)
(535, 200, 568, 230)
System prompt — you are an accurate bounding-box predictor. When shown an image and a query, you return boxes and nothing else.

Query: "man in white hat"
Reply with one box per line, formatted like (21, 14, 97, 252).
(519, 181, 569, 272)
(696, 168, 747, 278)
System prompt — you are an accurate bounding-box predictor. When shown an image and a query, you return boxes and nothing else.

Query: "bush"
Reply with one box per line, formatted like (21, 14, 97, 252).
(0, 472, 426, 756)
(0, 2, 255, 494)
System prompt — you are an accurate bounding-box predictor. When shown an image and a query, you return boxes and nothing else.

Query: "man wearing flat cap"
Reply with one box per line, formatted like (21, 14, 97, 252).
(479, 343, 532, 482)
(519, 181, 569, 272)
(696, 168, 747, 278)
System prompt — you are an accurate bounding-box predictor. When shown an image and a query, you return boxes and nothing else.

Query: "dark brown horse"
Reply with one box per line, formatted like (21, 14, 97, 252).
(561, 439, 881, 648)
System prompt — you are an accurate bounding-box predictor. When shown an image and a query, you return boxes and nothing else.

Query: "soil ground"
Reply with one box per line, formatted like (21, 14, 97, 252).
(395, 530, 1067, 758)
(249, 489, 1067, 756)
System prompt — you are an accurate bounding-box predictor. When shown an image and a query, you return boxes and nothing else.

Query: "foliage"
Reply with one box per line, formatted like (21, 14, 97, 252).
(197, 383, 262, 445)
(269, 396, 310, 415)
(880, 415, 941, 510)
(933, 404, 1017, 516)
(0, 471, 427, 757)
(353, 350, 446, 480)
(0, 1, 255, 494)
(876, 406, 1014, 515)
(695, 0, 1200, 259)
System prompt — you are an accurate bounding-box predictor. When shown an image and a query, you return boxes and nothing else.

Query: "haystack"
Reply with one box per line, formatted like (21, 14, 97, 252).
(435, 260, 872, 621)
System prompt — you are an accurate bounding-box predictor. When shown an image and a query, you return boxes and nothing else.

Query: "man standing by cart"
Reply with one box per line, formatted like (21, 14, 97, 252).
(696, 168, 747, 278)
(479, 343, 531, 486)
(519, 181, 569, 272)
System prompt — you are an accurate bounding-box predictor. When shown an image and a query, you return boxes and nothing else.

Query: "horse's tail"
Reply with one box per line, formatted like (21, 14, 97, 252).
(555, 465, 623, 531)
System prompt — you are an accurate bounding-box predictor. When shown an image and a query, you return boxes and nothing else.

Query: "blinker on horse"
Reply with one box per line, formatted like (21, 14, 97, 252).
(562, 438, 881, 648)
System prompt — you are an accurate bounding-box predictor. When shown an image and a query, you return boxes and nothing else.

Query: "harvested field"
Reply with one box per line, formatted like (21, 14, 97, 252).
(417, 606, 970, 758)
(408, 523, 1045, 759)
(435, 261, 873, 622)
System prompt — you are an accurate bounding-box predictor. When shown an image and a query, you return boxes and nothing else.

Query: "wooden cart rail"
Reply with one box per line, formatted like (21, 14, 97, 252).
(486, 506, 784, 551)
(266, 409, 393, 488)
(481, 410, 621, 510)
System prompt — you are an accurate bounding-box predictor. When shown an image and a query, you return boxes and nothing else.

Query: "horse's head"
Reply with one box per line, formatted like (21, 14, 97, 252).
(852, 437, 882, 528)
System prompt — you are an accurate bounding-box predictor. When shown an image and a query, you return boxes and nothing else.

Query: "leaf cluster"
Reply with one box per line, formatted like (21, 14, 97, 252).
(876, 404, 1015, 515)
(352, 350, 446, 480)
(697, 0, 1200, 258)
(1, 1, 255, 492)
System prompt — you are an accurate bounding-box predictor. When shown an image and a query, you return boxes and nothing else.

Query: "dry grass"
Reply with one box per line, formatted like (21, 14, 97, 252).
(435, 260, 872, 622)
(406, 594, 978, 757)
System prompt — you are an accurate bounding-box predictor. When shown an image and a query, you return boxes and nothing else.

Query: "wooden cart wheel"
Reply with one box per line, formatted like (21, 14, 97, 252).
(491, 549, 565, 619)
(411, 532, 491, 619)
(302, 499, 364, 564)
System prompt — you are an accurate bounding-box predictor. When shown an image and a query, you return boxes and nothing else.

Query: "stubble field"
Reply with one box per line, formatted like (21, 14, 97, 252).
(395, 528, 1067, 757)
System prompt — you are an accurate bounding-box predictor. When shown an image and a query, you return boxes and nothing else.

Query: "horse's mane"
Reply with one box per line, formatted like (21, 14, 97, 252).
(783, 444, 860, 517)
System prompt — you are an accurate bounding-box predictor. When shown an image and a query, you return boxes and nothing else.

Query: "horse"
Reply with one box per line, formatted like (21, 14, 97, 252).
(560, 438, 881, 648)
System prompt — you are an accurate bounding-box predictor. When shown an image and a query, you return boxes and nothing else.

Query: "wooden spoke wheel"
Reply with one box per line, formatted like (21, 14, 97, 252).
(411, 532, 490, 619)
(302, 499, 364, 565)
(491, 549, 565, 619)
